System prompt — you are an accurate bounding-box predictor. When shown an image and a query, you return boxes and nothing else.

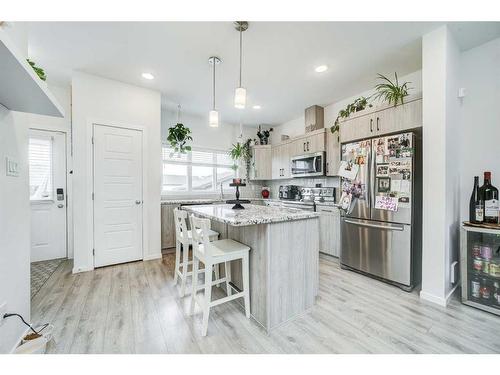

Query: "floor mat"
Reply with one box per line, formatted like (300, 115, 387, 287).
(31, 258, 65, 299)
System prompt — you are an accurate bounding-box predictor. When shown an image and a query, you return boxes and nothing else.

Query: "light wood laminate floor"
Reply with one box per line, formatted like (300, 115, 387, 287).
(31, 254, 500, 354)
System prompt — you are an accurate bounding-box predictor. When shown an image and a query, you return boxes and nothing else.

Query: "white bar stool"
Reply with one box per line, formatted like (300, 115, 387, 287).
(173, 208, 220, 297)
(189, 215, 251, 336)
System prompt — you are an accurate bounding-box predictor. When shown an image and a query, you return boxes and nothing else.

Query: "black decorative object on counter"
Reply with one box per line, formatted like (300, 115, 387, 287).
(226, 179, 250, 209)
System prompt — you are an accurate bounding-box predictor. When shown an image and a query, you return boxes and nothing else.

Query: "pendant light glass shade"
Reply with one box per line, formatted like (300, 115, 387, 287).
(209, 110, 219, 127)
(234, 87, 246, 109)
(208, 56, 221, 128)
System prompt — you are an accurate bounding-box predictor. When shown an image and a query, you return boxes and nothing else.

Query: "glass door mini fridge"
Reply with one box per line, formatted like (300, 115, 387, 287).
(461, 225, 500, 315)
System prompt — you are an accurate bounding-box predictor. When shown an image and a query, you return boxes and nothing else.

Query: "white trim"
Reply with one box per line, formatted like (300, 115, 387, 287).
(143, 253, 163, 261)
(419, 283, 459, 307)
(86, 118, 150, 272)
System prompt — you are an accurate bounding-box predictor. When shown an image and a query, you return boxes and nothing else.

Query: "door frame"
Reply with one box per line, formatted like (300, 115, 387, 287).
(29, 127, 70, 260)
(87, 120, 149, 271)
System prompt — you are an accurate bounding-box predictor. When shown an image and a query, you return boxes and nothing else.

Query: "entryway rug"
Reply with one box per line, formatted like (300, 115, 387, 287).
(31, 258, 65, 299)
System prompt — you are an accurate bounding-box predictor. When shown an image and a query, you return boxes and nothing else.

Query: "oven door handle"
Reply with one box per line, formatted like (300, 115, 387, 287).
(344, 219, 404, 231)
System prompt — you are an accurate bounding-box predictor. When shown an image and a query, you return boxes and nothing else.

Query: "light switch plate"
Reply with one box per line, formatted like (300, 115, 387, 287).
(5, 156, 19, 177)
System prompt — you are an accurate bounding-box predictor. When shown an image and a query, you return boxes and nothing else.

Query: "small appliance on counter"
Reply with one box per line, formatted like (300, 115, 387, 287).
(300, 187, 336, 205)
(279, 185, 301, 200)
(261, 186, 270, 199)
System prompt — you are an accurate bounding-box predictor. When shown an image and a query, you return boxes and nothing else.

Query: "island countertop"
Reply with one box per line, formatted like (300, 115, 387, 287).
(182, 203, 319, 226)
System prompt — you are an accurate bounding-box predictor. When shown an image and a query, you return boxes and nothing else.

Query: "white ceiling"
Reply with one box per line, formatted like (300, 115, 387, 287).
(25, 21, 500, 126)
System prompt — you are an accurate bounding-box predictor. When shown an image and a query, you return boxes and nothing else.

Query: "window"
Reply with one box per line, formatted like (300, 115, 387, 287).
(162, 146, 236, 194)
(29, 136, 53, 200)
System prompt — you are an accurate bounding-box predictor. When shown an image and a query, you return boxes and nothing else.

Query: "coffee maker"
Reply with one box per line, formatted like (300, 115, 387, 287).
(279, 185, 300, 200)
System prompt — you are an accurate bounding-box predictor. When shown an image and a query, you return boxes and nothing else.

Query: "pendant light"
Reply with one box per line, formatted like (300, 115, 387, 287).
(234, 21, 248, 109)
(208, 56, 221, 127)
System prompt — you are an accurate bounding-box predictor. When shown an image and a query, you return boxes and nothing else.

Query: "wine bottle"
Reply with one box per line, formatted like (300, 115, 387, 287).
(469, 176, 484, 223)
(481, 171, 499, 224)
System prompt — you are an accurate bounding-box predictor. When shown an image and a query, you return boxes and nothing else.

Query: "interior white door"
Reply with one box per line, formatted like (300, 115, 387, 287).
(29, 129, 67, 262)
(93, 124, 143, 268)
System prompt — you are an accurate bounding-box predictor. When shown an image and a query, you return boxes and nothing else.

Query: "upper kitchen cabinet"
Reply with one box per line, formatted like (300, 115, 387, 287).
(326, 129, 340, 176)
(290, 129, 326, 156)
(0, 29, 64, 117)
(340, 98, 422, 143)
(272, 142, 291, 179)
(251, 145, 272, 180)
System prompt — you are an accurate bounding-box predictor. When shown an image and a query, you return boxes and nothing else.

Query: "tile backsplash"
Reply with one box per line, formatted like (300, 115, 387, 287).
(263, 176, 340, 200)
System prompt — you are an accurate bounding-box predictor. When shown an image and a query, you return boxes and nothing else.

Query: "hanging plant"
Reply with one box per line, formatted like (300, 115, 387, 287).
(229, 138, 253, 178)
(27, 59, 47, 81)
(167, 123, 193, 154)
(330, 97, 372, 133)
(373, 72, 411, 107)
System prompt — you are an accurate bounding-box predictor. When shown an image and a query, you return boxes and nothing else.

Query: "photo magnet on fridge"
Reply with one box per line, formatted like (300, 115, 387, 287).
(376, 165, 389, 177)
(377, 177, 391, 193)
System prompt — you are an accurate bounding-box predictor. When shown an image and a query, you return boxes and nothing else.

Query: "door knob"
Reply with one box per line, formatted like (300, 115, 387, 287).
(135, 200, 142, 205)
(57, 204, 64, 208)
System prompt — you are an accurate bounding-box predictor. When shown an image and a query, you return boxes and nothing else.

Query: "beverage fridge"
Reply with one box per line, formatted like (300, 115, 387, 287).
(460, 225, 500, 315)
(339, 131, 422, 291)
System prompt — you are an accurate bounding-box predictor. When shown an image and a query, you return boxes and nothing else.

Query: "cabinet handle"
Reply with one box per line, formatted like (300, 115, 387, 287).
(303, 142, 306, 152)
(370, 118, 373, 132)
(376, 117, 380, 131)
(307, 141, 310, 151)
(326, 162, 329, 174)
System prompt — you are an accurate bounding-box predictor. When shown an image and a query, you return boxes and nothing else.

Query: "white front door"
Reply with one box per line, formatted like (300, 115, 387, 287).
(29, 129, 67, 262)
(93, 124, 143, 268)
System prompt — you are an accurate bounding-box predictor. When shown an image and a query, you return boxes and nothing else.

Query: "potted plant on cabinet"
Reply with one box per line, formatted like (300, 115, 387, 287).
(256, 126, 273, 145)
(372, 72, 411, 106)
(330, 96, 372, 133)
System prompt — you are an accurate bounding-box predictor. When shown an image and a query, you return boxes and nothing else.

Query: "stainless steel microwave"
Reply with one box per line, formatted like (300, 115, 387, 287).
(291, 152, 325, 177)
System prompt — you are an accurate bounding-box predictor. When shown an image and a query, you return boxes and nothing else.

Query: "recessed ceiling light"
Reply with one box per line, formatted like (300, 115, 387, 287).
(315, 65, 328, 73)
(142, 72, 154, 80)
(253, 105, 261, 110)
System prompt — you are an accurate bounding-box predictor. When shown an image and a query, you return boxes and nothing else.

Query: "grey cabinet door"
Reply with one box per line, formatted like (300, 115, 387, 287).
(340, 115, 375, 143)
(318, 206, 340, 257)
(161, 203, 179, 249)
(326, 130, 340, 176)
(376, 98, 422, 135)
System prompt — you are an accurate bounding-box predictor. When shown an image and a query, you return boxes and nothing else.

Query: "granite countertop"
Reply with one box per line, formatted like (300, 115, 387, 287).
(182, 203, 319, 227)
(161, 197, 278, 205)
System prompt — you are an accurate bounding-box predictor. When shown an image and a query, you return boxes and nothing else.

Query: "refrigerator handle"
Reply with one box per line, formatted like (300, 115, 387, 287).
(370, 140, 376, 211)
(344, 219, 405, 231)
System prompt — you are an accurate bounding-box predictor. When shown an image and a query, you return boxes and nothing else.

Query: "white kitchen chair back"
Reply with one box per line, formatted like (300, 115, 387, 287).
(190, 215, 212, 258)
(173, 208, 189, 242)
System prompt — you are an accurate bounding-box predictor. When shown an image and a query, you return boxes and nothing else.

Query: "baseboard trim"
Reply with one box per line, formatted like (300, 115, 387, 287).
(143, 253, 162, 261)
(419, 283, 459, 307)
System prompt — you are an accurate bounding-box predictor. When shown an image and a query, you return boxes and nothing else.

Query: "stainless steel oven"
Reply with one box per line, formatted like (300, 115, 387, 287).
(291, 152, 325, 178)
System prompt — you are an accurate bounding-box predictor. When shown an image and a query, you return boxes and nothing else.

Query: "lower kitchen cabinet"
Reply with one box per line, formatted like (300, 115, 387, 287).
(161, 203, 179, 249)
(317, 206, 340, 257)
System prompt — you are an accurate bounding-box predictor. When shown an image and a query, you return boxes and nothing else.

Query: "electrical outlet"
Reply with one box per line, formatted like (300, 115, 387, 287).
(0, 302, 7, 326)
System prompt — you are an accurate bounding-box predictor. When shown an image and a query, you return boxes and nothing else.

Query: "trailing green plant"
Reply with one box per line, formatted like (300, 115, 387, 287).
(373, 72, 411, 107)
(167, 123, 193, 154)
(229, 138, 253, 178)
(330, 97, 372, 133)
(27, 59, 46, 81)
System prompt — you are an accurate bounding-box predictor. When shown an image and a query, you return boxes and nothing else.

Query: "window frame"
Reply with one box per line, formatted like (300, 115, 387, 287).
(161, 144, 236, 195)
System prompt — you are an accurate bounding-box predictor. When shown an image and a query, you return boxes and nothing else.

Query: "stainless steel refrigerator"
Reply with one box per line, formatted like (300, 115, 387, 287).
(340, 131, 422, 291)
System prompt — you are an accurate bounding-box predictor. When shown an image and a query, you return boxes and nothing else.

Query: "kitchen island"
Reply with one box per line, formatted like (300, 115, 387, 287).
(182, 203, 320, 332)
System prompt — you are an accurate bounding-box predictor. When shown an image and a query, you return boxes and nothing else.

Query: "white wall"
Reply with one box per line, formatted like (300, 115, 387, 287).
(0, 24, 31, 353)
(420, 25, 462, 306)
(458, 37, 500, 221)
(272, 70, 422, 144)
(72, 72, 162, 273)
